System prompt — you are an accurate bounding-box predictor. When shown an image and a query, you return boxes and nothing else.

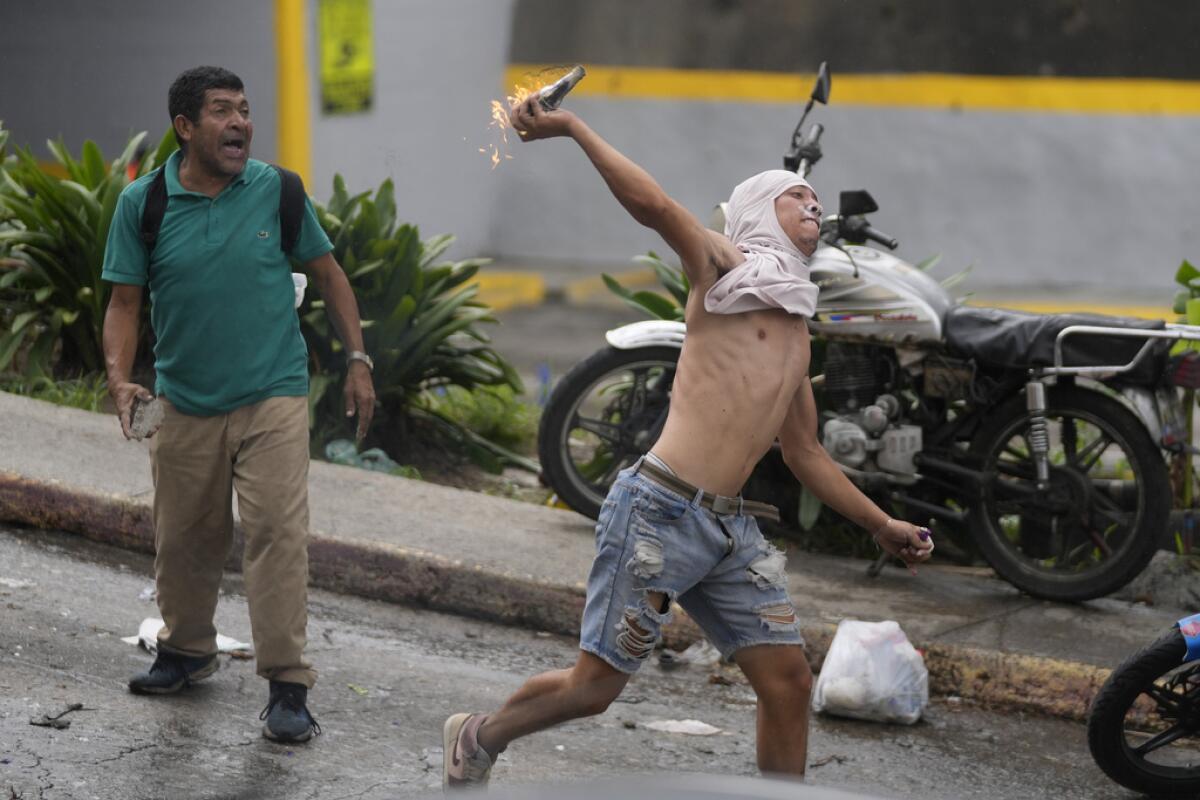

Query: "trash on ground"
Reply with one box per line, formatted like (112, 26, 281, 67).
(347, 683, 369, 696)
(641, 719, 722, 736)
(29, 703, 84, 730)
(0, 577, 36, 590)
(658, 638, 722, 669)
(811, 619, 928, 725)
(121, 618, 253, 656)
(325, 439, 400, 473)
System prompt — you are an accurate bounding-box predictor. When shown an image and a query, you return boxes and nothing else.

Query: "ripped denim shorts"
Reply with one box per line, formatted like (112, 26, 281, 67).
(579, 459, 803, 674)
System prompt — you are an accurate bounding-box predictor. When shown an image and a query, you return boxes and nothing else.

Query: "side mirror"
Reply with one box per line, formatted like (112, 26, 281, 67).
(811, 62, 831, 105)
(839, 190, 878, 217)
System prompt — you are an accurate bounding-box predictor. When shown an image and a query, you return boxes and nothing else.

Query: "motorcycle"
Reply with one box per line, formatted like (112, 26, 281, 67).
(1087, 611, 1200, 797)
(537, 62, 1200, 602)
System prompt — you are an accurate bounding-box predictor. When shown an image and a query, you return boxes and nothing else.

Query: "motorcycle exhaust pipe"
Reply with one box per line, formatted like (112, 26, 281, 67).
(887, 492, 968, 525)
(912, 453, 987, 486)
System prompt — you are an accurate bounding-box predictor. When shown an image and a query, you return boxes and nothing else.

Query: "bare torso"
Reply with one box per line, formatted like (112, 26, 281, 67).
(650, 288, 811, 497)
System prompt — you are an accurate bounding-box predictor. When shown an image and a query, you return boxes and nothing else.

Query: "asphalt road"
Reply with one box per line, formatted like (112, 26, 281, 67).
(0, 523, 1138, 800)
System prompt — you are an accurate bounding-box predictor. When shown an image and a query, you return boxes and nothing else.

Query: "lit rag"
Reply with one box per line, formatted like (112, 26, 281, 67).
(704, 170, 819, 318)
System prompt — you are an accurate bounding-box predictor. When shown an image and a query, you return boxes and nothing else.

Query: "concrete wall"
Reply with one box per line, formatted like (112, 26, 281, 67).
(3, 1, 1197, 299)
(488, 96, 1200, 297)
(1, 0, 277, 162)
(306, 0, 516, 260)
(493, 0, 1200, 298)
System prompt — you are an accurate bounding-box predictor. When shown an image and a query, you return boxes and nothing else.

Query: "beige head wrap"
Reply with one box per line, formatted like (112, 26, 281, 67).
(703, 170, 819, 318)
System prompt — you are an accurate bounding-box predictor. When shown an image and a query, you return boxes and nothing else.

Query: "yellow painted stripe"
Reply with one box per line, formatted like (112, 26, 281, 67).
(472, 272, 547, 312)
(275, 0, 313, 185)
(506, 64, 1200, 115)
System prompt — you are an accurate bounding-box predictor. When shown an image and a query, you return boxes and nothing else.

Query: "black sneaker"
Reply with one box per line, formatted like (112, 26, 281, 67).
(260, 680, 321, 743)
(128, 651, 219, 695)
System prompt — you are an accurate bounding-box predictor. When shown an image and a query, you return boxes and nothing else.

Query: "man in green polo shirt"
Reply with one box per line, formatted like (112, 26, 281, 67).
(102, 65, 375, 744)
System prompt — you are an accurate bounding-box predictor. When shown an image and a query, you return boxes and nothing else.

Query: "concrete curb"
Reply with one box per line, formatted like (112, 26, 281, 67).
(0, 471, 1110, 723)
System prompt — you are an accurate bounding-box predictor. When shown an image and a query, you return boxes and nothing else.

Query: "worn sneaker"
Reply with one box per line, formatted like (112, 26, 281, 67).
(443, 713, 494, 789)
(260, 680, 321, 743)
(128, 651, 218, 695)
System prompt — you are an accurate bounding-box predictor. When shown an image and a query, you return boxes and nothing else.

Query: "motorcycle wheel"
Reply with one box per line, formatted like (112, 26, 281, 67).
(1087, 626, 1200, 797)
(967, 385, 1170, 602)
(538, 346, 679, 519)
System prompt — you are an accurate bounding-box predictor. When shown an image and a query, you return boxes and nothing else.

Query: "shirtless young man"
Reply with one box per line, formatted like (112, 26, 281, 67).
(443, 98, 934, 787)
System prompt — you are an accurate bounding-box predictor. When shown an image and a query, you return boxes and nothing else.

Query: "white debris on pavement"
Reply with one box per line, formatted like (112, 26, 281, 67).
(0, 577, 36, 590)
(641, 719, 722, 736)
(121, 617, 252, 655)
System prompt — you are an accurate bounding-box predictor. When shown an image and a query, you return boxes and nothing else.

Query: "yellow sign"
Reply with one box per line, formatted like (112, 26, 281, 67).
(319, 0, 374, 114)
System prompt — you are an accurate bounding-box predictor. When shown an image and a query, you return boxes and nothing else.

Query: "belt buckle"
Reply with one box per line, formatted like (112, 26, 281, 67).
(711, 495, 738, 515)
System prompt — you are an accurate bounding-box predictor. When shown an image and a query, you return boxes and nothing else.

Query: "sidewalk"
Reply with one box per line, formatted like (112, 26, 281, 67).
(0, 390, 1189, 723)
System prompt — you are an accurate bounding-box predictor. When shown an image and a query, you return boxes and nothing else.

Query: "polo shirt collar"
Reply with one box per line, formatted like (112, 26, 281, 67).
(164, 150, 251, 197)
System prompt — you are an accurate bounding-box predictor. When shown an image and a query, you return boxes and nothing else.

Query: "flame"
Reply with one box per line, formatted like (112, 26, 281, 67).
(482, 81, 540, 170)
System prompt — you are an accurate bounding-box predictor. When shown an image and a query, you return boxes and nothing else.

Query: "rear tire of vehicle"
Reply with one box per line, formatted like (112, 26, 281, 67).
(538, 346, 679, 519)
(968, 385, 1169, 602)
(1087, 627, 1200, 798)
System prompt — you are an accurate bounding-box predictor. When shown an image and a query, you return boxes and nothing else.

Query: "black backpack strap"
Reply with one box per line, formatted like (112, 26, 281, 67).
(272, 165, 306, 255)
(140, 167, 169, 257)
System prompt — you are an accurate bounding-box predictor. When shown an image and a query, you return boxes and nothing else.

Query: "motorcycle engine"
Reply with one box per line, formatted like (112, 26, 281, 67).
(821, 343, 922, 475)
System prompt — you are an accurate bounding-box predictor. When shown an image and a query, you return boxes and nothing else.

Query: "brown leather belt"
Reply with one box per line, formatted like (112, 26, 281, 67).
(636, 459, 781, 523)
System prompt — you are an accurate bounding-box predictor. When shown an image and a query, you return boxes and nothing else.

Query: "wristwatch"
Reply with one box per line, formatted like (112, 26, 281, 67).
(347, 350, 374, 372)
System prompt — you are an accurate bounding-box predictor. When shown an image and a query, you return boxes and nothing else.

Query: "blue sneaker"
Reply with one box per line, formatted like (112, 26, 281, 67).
(128, 651, 218, 695)
(260, 680, 321, 743)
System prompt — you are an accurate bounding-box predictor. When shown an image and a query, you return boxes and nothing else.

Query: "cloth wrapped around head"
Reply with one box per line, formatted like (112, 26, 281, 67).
(704, 169, 820, 318)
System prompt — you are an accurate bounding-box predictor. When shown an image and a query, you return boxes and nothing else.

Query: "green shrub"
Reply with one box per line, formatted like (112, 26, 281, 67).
(422, 384, 539, 455)
(0, 372, 109, 412)
(303, 175, 525, 464)
(0, 124, 176, 377)
(602, 252, 688, 321)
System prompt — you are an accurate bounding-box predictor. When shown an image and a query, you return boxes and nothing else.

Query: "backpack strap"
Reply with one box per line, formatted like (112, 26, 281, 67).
(272, 165, 306, 255)
(139, 166, 169, 257)
(140, 164, 307, 257)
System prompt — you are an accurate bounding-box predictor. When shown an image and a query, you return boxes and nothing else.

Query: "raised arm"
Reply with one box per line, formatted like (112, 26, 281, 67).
(510, 98, 742, 289)
(778, 377, 934, 571)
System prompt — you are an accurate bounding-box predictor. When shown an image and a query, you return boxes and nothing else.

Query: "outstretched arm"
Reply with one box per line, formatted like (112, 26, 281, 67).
(510, 98, 742, 289)
(778, 377, 934, 571)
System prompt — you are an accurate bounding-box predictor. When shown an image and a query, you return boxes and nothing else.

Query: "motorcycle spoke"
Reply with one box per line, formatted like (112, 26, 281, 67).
(1062, 417, 1079, 463)
(1071, 432, 1113, 473)
(571, 414, 622, 444)
(995, 460, 1036, 481)
(629, 368, 653, 409)
(1002, 443, 1031, 462)
(1090, 501, 1133, 530)
(594, 456, 629, 487)
(1144, 682, 1186, 718)
(1082, 528, 1114, 559)
(1132, 723, 1192, 756)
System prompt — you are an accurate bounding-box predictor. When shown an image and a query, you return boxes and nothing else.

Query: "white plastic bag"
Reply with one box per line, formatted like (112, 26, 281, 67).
(811, 619, 928, 725)
(292, 272, 308, 308)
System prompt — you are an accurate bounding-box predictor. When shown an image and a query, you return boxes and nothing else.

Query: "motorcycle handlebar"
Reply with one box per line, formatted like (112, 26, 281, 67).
(801, 122, 824, 148)
(863, 225, 899, 250)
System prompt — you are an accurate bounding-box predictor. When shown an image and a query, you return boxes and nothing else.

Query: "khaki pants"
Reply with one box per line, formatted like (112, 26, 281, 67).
(149, 394, 315, 688)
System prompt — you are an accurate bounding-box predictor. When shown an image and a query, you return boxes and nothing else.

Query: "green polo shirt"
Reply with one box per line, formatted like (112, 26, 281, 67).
(102, 152, 332, 416)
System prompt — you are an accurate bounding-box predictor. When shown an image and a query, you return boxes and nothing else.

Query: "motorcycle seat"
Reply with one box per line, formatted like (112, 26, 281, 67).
(943, 305, 1168, 382)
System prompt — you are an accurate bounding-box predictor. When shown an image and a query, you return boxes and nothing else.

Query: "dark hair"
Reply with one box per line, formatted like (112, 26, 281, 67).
(167, 66, 244, 150)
